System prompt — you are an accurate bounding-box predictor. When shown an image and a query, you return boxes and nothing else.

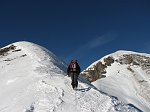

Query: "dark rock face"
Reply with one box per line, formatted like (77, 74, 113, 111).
(81, 56, 114, 82)
(118, 55, 133, 64)
(118, 54, 150, 70)
(0, 45, 16, 56)
(104, 56, 115, 66)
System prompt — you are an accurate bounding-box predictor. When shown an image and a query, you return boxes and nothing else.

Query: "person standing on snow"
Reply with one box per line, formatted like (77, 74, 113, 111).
(67, 60, 81, 89)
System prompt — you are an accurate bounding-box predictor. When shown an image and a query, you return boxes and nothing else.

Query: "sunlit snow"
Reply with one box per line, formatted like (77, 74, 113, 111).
(0, 41, 147, 112)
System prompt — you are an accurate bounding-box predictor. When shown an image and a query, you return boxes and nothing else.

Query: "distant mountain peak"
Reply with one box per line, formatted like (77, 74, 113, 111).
(81, 50, 150, 112)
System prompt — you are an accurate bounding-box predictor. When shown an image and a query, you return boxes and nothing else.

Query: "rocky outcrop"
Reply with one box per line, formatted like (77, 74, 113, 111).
(104, 56, 115, 66)
(81, 53, 150, 82)
(0, 45, 16, 56)
(80, 56, 114, 82)
(117, 54, 150, 71)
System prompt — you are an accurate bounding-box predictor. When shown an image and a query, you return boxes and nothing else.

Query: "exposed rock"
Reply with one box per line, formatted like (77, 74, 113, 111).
(127, 66, 134, 73)
(118, 55, 133, 64)
(81, 57, 113, 82)
(104, 56, 114, 66)
(81, 53, 150, 82)
(117, 54, 150, 71)
(0, 45, 16, 56)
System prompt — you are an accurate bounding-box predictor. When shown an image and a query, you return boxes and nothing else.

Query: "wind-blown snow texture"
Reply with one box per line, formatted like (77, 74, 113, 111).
(0, 41, 145, 112)
(86, 51, 150, 112)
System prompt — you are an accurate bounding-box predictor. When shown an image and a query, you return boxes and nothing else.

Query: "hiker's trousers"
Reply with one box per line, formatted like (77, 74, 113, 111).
(70, 72, 79, 88)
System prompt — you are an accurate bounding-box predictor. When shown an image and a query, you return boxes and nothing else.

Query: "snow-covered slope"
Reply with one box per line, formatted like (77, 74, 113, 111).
(0, 41, 125, 112)
(82, 50, 150, 112)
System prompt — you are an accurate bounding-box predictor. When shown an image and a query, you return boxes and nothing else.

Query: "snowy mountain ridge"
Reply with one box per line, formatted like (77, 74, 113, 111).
(86, 50, 150, 70)
(0, 41, 147, 112)
(82, 50, 150, 112)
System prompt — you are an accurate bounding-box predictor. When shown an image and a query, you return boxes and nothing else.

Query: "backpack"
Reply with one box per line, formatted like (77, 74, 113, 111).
(70, 62, 77, 72)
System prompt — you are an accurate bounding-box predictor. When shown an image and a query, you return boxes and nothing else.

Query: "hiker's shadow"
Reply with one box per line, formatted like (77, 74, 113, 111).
(76, 87, 91, 92)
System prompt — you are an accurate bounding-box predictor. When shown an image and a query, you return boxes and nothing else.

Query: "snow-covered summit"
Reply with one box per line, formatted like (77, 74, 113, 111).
(0, 41, 128, 112)
(13, 41, 67, 73)
(85, 50, 150, 70)
(81, 50, 150, 112)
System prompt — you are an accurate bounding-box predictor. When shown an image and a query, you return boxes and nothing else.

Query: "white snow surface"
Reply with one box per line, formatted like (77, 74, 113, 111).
(0, 41, 119, 112)
(88, 50, 150, 112)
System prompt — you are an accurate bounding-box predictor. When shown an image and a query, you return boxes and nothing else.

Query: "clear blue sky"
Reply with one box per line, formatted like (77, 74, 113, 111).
(0, 0, 150, 70)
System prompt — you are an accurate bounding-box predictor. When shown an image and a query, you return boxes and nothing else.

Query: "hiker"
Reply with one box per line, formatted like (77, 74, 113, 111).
(67, 60, 81, 89)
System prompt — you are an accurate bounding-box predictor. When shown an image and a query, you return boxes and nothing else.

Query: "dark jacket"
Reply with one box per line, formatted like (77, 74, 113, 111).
(67, 61, 81, 75)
